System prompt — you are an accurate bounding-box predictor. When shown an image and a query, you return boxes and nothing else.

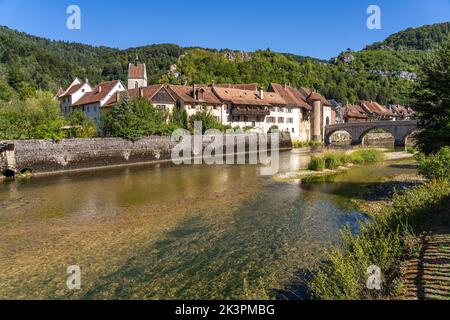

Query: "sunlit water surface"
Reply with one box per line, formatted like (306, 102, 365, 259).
(0, 150, 416, 299)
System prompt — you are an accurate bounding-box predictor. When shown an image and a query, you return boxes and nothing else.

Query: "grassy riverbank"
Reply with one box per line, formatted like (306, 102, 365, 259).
(308, 148, 450, 300)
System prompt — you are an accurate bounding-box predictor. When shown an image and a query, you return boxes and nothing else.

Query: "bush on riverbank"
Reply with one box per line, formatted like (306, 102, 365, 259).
(307, 149, 385, 171)
(416, 147, 450, 181)
(308, 156, 325, 171)
(308, 179, 450, 300)
(351, 149, 385, 164)
(293, 141, 324, 149)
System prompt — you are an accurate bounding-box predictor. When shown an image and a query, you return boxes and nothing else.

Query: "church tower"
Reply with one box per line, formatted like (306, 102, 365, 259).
(128, 55, 147, 89)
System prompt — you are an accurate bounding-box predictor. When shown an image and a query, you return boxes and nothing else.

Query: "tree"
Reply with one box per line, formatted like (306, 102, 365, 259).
(412, 43, 450, 154)
(188, 108, 222, 133)
(101, 95, 169, 140)
(170, 103, 188, 129)
(67, 109, 97, 138)
(0, 91, 66, 140)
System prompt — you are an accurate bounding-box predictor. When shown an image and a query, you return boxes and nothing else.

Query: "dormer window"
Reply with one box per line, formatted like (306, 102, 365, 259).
(196, 88, 205, 101)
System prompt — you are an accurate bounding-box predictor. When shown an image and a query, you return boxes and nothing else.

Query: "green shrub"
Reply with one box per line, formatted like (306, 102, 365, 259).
(406, 147, 417, 154)
(309, 179, 450, 300)
(351, 149, 385, 164)
(324, 153, 343, 169)
(416, 147, 450, 181)
(308, 156, 325, 171)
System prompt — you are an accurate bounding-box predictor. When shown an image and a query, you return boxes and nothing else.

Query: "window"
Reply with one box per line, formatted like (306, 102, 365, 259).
(244, 116, 248, 122)
(278, 117, 284, 123)
(157, 105, 166, 111)
(135, 81, 139, 89)
(286, 108, 292, 113)
(214, 116, 221, 122)
(266, 117, 275, 123)
(190, 105, 196, 110)
(287, 118, 294, 124)
(326, 117, 330, 126)
(292, 128, 295, 133)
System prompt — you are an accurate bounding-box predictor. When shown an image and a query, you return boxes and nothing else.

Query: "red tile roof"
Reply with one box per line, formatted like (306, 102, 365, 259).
(104, 85, 176, 107)
(345, 104, 369, 119)
(128, 63, 146, 79)
(299, 87, 331, 106)
(168, 85, 222, 105)
(215, 83, 259, 91)
(73, 80, 121, 106)
(60, 83, 85, 98)
(269, 83, 312, 110)
(212, 87, 285, 106)
(360, 101, 393, 117)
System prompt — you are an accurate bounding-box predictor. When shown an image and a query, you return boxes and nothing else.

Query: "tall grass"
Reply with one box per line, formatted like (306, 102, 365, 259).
(307, 149, 385, 171)
(308, 179, 450, 300)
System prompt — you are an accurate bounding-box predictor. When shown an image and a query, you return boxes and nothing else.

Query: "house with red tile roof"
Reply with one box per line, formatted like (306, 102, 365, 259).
(388, 105, 414, 120)
(58, 78, 93, 117)
(268, 83, 313, 141)
(167, 84, 225, 124)
(104, 85, 177, 121)
(360, 100, 394, 120)
(344, 104, 369, 122)
(64, 80, 126, 128)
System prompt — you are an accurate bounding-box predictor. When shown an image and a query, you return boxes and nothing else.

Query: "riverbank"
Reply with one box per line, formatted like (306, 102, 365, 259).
(306, 151, 450, 300)
(274, 149, 414, 184)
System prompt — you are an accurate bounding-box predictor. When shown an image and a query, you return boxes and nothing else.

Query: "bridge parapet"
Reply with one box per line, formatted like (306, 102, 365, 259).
(325, 120, 418, 147)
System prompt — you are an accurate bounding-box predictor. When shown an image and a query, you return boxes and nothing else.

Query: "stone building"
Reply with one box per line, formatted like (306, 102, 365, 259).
(128, 58, 148, 89)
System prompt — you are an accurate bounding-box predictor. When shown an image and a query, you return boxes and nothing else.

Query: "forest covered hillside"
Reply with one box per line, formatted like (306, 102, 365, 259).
(0, 22, 448, 105)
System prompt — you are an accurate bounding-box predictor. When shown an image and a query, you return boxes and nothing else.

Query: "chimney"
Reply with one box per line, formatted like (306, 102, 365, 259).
(211, 80, 216, 87)
(192, 83, 196, 99)
(139, 88, 144, 97)
(98, 86, 102, 94)
(259, 88, 264, 100)
(85, 78, 89, 84)
(116, 91, 120, 101)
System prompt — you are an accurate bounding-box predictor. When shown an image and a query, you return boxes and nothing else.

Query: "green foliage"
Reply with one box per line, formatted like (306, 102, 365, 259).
(0, 91, 66, 140)
(66, 109, 97, 138)
(351, 149, 385, 164)
(101, 95, 169, 140)
(324, 153, 343, 169)
(188, 109, 222, 133)
(170, 104, 188, 129)
(366, 22, 450, 51)
(416, 147, 450, 180)
(308, 156, 325, 171)
(0, 26, 184, 100)
(411, 43, 450, 154)
(307, 149, 384, 171)
(309, 179, 450, 300)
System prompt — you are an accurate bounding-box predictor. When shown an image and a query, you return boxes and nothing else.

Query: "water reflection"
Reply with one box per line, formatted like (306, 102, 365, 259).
(0, 152, 416, 299)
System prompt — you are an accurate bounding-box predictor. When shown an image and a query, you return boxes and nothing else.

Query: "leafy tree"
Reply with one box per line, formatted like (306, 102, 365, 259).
(0, 91, 66, 140)
(101, 95, 168, 140)
(170, 103, 188, 129)
(67, 109, 97, 138)
(188, 109, 222, 133)
(412, 43, 450, 154)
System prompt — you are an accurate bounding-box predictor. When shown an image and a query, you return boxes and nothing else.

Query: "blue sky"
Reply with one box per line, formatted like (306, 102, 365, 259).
(0, 0, 449, 59)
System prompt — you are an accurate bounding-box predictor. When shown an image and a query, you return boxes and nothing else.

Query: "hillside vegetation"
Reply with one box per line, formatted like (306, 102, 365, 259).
(0, 22, 448, 105)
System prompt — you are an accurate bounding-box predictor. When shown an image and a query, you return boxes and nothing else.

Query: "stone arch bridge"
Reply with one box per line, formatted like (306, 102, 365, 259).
(325, 120, 418, 147)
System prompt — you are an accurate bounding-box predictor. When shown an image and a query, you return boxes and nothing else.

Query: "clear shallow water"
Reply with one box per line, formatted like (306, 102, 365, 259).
(0, 151, 416, 299)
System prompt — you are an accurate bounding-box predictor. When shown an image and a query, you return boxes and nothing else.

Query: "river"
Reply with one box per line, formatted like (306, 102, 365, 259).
(0, 149, 417, 300)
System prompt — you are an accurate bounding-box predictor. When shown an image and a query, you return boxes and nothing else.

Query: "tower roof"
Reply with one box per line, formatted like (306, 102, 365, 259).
(128, 63, 147, 80)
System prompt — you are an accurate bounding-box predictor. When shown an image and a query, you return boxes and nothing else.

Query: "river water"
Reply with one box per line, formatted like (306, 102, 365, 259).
(0, 149, 416, 299)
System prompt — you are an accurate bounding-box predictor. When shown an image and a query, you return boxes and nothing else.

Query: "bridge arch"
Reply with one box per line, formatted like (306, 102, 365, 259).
(325, 121, 418, 147)
(324, 128, 353, 145)
(359, 127, 395, 146)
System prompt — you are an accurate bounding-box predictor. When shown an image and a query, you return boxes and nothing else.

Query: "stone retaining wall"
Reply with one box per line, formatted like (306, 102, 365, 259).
(1, 133, 292, 176)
